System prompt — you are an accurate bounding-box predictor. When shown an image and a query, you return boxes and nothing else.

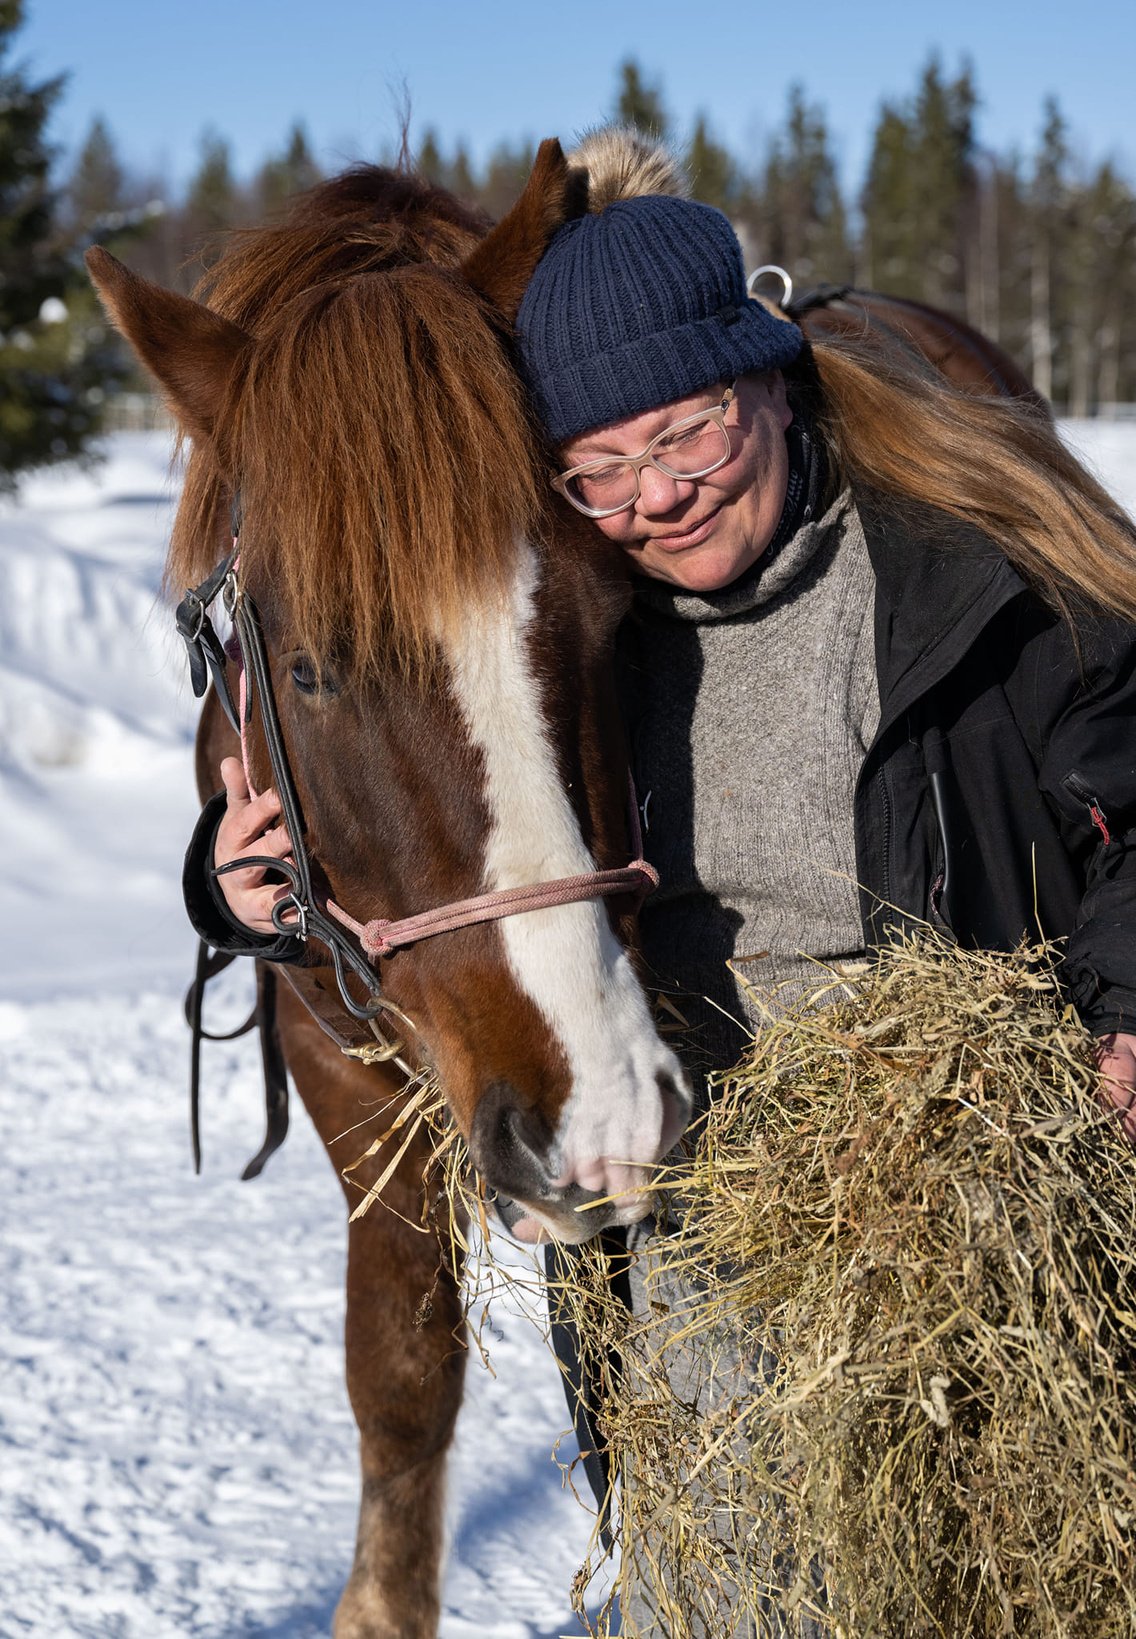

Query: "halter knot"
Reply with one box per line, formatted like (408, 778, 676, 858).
(360, 919, 398, 959)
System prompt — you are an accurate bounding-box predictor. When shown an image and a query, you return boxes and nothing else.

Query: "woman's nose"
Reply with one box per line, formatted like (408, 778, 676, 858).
(635, 464, 697, 516)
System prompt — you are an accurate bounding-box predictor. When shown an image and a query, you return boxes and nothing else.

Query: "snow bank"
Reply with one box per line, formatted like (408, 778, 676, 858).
(1059, 417, 1136, 520)
(0, 432, 198, 1001)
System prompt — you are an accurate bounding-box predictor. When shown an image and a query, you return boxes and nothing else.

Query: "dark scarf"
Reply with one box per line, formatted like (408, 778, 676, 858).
(764, 409, 824, 562)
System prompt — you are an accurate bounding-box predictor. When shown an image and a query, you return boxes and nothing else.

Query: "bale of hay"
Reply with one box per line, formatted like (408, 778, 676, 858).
(560, 935, 1136, 1639)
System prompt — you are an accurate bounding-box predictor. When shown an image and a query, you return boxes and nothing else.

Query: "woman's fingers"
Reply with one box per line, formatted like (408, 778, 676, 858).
(219, 755, 250, 806)
(215, 868, 299, 936)
(238, 883, 296, 936)
(216, 762, 289, 867)
(218, 827, 293, 883)
(254, 825, 294, 860)
(213, 757, 296, 932)
(1094, 1032, 1136, 1146)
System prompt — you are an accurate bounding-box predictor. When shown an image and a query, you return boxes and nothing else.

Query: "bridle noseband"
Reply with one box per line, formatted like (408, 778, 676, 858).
(177, 544, 658, 1047)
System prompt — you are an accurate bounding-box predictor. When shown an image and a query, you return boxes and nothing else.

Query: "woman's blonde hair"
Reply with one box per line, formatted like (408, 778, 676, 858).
(798, 329, 1136, 626)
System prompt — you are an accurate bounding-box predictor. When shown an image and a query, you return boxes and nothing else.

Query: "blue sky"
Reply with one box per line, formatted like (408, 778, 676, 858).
(22, 0, 1136, 194)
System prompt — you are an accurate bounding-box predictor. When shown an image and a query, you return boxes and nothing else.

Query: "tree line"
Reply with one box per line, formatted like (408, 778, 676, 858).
(421, 59, 1134, 419)
(4, 0, 1134, 486)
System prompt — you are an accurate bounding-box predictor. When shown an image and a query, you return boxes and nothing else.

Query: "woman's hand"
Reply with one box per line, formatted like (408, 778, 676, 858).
(213, 757, 298, 936)
(1095, 1032, 1136, 1144)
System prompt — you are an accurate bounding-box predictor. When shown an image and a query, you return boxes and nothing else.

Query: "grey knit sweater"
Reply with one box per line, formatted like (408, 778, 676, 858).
(620, 489, 880, 1080)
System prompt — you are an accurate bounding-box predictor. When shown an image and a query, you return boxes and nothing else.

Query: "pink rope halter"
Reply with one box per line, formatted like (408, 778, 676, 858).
(325, 820, 658, 959)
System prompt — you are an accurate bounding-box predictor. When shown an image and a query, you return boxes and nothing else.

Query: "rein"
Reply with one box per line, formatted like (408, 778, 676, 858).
(177, 545, 658, 1043)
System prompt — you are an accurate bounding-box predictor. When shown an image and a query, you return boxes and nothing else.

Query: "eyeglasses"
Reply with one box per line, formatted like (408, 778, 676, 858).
(553, 381, 738, 518)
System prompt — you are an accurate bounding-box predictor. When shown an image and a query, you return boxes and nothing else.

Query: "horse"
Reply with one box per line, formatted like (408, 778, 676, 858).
(787, 282, 1049, 414)
(87, 141, 693, 1639)
(86, 141, 1049, 1639)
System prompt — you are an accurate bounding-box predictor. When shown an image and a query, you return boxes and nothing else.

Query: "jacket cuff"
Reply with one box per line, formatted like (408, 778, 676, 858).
(1061, 959, 1136, 1039)
(183, 790, 306, 964)
(1083, 1007, 1136, 1040)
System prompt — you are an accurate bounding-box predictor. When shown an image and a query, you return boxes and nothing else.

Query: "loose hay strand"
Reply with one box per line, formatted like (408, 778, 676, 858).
(560, 935, 1136, 1638)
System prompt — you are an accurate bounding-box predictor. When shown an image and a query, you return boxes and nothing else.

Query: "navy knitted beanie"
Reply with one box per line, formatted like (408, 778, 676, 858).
(515, 194, 804, 444)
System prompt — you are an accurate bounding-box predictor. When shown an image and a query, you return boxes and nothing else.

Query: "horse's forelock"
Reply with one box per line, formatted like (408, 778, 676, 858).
(168, 169, 544, 677)
(233, 268, 542, 678)
(193, 167, 487, 330)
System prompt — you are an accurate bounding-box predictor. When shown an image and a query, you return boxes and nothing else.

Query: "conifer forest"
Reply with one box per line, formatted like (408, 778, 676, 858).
(4, 0, 1136, 487)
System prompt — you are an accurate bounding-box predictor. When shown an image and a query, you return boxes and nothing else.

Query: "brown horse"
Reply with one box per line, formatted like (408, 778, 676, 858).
(88, 143, 691, 1639)
(787, 282, 1049, 415)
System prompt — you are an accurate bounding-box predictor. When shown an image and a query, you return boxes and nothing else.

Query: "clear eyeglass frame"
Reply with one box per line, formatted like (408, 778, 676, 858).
(552, 380, 738, 519)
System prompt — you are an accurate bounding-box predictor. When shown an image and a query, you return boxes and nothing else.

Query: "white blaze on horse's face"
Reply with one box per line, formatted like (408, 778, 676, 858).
(443, 544, 691, 1243)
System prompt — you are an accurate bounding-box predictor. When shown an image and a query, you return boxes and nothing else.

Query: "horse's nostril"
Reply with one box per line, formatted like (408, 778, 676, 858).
(657, 1069, 692, 1154)
(468, 1081, 555, 1202)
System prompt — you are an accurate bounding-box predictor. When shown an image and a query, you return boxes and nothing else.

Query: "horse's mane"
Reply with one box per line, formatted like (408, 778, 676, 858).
(169, 167, 547, 676)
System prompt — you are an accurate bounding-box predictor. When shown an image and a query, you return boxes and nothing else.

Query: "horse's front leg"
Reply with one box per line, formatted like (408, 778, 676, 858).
(336, 1169, 466, 1639)
(278, 987, 466, 1639)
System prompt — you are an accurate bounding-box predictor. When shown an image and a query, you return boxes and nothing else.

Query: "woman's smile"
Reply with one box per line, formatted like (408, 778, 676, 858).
(651, 502, 725, 551)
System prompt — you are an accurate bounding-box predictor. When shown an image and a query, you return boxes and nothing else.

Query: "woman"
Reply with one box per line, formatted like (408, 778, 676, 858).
(193, 131, 1136, 1635)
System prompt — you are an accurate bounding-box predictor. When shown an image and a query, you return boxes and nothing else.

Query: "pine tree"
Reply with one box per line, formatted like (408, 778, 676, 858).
(181, 128, 240, 270)
(448, 142, 477, 207)
(0, 0, 65, 335)
(66, 116, 125, 235)
(862, 57, 976, 308)
(912, 56, 977, 308)
(413, 132, 479, 209)
(255, 122, 320, 217)
(0, 0, 123, 486)
(1066, 159, 1136, 413)
(862, 101, 918, 292)
(753, 86, 852, 287)
(614, 59, 668, 139)
(478, 139, 535, 220)
(970, 151, 1031, 353)
(1029, 98, 1069, 403)
(993, 154, 1033, 366)
(687, 114, 735, 212)
(415, 127, 445, 186)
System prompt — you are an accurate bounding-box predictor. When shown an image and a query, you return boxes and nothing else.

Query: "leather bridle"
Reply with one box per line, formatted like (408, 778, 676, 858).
(176, 541, 658, 1059)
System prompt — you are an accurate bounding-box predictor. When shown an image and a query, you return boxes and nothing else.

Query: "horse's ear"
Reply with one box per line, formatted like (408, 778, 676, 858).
(85, 246, 249, 444)
(461, 138, 587, 322)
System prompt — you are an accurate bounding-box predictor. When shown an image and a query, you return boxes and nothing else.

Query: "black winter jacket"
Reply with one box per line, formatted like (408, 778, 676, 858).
(184, 490, 1136, 1037)
(852, 490, 1136, 1037)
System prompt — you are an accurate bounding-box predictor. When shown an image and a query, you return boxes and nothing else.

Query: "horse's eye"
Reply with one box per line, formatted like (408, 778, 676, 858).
(291, 658, 335, 695)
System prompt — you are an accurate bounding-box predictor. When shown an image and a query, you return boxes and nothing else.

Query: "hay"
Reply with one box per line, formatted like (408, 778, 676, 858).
(559, 935, 1136, 1639)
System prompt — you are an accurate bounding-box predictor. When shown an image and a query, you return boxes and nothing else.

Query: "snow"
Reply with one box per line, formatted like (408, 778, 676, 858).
(0, 434, 607, 1638)
(2, 419, 1132, 1637)
(1059, 417, 1136, 520)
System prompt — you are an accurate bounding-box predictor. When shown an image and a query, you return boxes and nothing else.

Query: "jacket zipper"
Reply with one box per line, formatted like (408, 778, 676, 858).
(1062, 772, 1112, 846)
(874, 763, 893, 908)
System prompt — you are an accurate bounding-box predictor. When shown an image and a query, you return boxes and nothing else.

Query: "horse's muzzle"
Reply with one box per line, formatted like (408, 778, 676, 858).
(471, 1074, 688, 1245)
(490, 1183, 649, 1246)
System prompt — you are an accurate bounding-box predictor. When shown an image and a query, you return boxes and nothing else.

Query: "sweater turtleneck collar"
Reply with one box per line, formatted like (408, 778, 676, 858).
(631, 410, 845, 625)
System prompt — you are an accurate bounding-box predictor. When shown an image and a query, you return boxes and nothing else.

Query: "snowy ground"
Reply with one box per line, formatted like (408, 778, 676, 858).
(0, 435, 607, 1639)
(1060, 416, 1136, 519)
(1, 422, 1132, 1639)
